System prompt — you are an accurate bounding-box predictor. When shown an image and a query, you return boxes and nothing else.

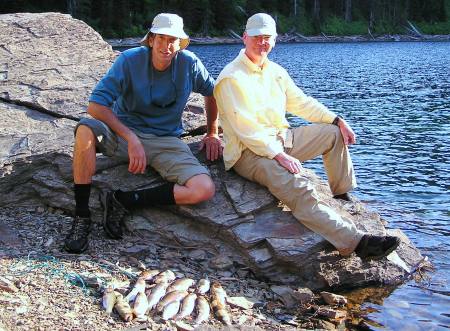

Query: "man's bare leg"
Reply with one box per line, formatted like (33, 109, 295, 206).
(174, 174, 215, 204)
(104, 174, 215, 240)
(73, 125, 97, 184)
(64, 125, 97, 254)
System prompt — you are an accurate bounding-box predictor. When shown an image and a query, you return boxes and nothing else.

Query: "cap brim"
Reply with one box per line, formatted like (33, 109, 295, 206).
(139, 32, 150, 46)
(150, 27, 188, 40)
(246, 28, 277, 37)
(140, 31, 189, 50)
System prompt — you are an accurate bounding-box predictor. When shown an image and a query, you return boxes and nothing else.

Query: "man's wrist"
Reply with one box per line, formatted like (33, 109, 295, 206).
(273, 152, 286, 161)
(124, 130, 139, 143)
(332, 115, 343, 126)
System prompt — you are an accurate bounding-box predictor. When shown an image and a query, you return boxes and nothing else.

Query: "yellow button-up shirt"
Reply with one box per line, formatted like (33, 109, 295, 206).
(214, 49, 337, 170)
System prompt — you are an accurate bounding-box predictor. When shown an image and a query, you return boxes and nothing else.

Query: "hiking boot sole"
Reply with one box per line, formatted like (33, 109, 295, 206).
(99, 191, 123, 240)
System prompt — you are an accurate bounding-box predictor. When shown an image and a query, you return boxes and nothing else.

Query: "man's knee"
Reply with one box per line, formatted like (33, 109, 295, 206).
(186, 174, 215, 203)
(73, 125, 97, 182)
(75, 124, 95, 145)
(317, 124, 343, 148)
(327, 123, 342, 139)
(195, 175, 215, 202)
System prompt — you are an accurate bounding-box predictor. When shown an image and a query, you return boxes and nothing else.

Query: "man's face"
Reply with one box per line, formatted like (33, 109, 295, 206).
(243, 33, 275, 64)
(149, 34, 181, 67)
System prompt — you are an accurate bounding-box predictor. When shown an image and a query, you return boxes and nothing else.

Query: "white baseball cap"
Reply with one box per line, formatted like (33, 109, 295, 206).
(245, 13, 277, 37)
(140, 13, 190, 49)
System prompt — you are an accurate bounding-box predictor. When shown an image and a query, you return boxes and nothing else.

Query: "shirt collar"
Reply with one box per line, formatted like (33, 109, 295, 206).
(238, 49, 269, 72)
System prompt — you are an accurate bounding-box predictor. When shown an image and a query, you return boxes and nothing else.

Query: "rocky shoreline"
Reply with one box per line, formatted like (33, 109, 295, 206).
(0, 206, 431, 331)
(0, 12, 432, 331)
(0, 207, 356, 330)
(107, 33, 450, 48)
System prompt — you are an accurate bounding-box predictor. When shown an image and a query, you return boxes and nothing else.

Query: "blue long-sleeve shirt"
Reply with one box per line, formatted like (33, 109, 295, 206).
(89, 46, 215, 137)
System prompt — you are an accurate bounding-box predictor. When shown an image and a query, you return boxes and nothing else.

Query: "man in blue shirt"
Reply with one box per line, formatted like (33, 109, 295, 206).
(65, 13, 222, 253)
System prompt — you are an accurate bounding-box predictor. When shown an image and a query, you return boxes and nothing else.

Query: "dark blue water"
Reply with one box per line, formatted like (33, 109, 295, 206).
(189, 42, 450, 330)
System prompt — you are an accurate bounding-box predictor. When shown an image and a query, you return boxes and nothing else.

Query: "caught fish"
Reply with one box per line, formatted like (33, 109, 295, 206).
(153, 270, 176, 284)
(133, 291, 149, 319)
(138, 269, 160, 282)
(193, 296, 210, 326)
(167, 278, 195, 292)
(114, 294, 133, 322)
(156, 290, 188, 312)
(146, 282, 169, 312)
(102, 286, 117, 314)
(124, 278, 146, 303)
(210, 282, 232, 325)
(162, 300, 181, 320)
(174, 293, 197, 320)
(108, 279, 131, 292)
(196, 278, 210, 295)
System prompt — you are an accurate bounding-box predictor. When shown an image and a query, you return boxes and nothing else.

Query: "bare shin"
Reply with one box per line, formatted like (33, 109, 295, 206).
(73, 125, 97, 184)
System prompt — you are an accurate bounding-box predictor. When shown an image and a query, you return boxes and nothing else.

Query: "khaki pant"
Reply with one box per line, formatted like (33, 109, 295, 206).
(233, 124, 363, 255)
(76, 118, 209, 185)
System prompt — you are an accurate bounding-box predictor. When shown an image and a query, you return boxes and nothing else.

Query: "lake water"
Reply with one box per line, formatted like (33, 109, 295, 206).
(188, 42, 450, 330)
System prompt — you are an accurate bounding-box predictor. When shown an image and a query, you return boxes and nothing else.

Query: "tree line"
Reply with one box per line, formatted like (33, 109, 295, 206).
(1, 0, 449, 38)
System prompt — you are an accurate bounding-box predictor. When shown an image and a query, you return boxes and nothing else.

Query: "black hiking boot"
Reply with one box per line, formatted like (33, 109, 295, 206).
(333, 192, 353, 202)
(355, 235, 401, 260)
(100, 191, 128, 239)
(64, 215, 91, 253)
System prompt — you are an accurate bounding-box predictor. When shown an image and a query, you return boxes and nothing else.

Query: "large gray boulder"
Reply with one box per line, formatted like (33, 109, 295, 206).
(0, 12, 114, 119)
(0, 13, 425, 290)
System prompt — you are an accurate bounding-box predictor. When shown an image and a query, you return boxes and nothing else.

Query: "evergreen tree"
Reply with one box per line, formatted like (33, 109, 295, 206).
(0, 0, 448, 37)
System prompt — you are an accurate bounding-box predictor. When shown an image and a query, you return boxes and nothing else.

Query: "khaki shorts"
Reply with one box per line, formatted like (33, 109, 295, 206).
(75, 118, 209, 185)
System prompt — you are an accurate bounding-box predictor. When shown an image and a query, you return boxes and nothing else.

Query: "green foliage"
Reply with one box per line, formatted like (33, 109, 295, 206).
(297, 16, 315, 36)
(277, 14, 315, 36)
(415, 21, 450, 34)
(372, 19, 404, 35)
(322, 16, 367, 36)
(444, 0, 450, 20)
(0, 0, 449, 37)
(123, 25, 147, 38)
(275, 14, 293, 34)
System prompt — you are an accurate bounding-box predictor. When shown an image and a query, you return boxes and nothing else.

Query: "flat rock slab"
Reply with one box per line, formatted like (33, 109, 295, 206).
(0, 12, 425, 290)
(0, 12, 115, 118)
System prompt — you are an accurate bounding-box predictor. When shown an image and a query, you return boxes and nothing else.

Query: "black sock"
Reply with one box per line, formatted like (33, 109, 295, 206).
(115, 182, 175, 210)
(74, 184, 91, 217)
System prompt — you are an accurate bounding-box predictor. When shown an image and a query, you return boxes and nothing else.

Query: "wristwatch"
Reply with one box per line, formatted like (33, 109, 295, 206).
(332, 115, 343, 126)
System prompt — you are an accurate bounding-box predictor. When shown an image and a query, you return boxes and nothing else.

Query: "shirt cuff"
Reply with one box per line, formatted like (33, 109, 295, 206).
(88, 95, 112, 108)
(323, 110, 337, 124)
(266, 140, 284, 159)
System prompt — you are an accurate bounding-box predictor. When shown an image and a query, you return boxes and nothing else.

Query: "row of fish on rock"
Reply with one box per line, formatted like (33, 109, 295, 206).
(101, 269, 232, 326)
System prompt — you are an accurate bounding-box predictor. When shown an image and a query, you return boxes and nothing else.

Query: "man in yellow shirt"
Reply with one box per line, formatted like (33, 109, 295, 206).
(214, 13, 400, 259)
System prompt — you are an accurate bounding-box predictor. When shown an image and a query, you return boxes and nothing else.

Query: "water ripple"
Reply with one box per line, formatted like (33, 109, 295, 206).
(190, 42, 450, 329)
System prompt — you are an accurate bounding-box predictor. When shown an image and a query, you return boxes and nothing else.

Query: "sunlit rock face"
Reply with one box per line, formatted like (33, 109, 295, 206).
(0, 12, 424, 290)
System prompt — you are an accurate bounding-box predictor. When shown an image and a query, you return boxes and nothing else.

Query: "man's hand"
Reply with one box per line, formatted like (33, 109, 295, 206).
(87, 102, 147, 174)
(127, 134, 147, 174)
(338, 119, 356, 145)
(274, 152, 302, 174)
(199, 133, 223, 161)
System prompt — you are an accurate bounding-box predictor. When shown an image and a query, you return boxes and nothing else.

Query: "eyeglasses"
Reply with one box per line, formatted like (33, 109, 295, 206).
(149, 62, 177, 108)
